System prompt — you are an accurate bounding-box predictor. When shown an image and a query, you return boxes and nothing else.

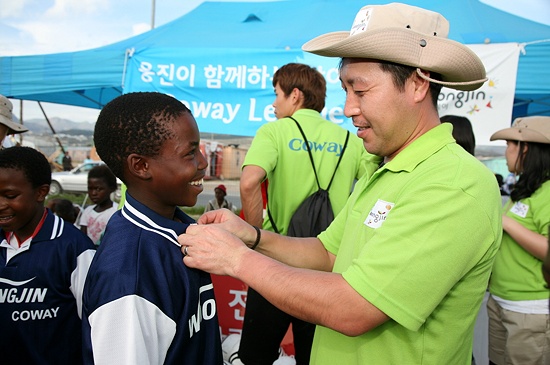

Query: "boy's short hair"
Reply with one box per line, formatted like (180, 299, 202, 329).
(88, 164, 117, 190)
(94, 92, 192, 183)
(272, 63, 326, 112)
(0, 146, 51, 188)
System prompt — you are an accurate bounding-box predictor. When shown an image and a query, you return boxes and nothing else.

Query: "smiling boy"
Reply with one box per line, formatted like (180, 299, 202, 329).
(0, 146, 95, 364)
(82, 92, 222, 364)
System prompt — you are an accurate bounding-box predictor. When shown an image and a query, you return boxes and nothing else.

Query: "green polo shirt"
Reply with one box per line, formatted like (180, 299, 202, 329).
(314, 123, 502, 365)
(490, 180, 550, 301)
(243, 109, 373, 235)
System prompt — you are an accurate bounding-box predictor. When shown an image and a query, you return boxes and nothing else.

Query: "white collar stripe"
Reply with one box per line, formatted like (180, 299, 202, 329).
(50, 215, 64, 240)
(121, 204, 181, 248)
(123, 201, 179, 241)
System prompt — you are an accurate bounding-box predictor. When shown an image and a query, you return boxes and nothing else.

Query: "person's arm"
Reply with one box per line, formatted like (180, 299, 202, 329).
(240, 165, 266, 227)
(502, 215, 548, 260)
(195, 209, 334, 271)
(70, 247, 95, 319)
(543, 233, 550, 286)
(88, 295, 175, 364)
(226, 200, 236, 213)
(179, 222, 389, 336)
(79, 209, 88, 234)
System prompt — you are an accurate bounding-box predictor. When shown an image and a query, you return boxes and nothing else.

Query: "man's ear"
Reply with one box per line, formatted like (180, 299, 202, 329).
(412, 69, 432, 103)
(127, 153, 152, 180)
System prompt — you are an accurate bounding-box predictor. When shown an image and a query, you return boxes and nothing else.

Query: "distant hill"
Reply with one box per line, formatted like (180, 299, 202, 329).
(20, 117, 253, 146)
(21, 117, 95, 134)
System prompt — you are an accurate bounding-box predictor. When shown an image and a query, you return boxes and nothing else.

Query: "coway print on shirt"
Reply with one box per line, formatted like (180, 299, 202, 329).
(0, 277, 59, 322)
(188, 283, 217, 338)
(288, 138, 346, 156)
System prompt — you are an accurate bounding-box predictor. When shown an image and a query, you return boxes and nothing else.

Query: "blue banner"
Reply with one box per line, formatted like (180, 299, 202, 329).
(125, 48, 354, 136)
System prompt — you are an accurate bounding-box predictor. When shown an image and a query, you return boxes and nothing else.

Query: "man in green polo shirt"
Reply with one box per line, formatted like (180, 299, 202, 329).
(238, 62, 370, 365)
(179, 3, 502, 364)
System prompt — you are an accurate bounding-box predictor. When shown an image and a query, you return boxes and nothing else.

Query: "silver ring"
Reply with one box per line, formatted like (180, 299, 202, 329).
(183, 246, 189, 257)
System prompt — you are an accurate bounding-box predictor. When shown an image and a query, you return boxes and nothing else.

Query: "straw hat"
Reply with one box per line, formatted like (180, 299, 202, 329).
(490, 116, 550, 144)
(0, 95, 28, 134)
(302, 3, 487, 91)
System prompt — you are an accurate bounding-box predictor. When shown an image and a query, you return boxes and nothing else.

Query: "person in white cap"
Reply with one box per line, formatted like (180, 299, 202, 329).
(487, 116, 550, 365)
(178, 3, 502, 364)
(0, 95, 28, 147)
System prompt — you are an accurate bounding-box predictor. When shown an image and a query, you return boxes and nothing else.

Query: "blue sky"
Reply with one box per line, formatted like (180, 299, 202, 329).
(1, 0, 549, 123)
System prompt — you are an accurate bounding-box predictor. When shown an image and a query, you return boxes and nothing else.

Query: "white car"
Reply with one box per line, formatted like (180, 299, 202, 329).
(50, 161, 122, 200)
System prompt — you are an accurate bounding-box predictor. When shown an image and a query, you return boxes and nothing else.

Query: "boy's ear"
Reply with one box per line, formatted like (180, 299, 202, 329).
(127, 153, 152, 180)
(37, 184, 50, 202)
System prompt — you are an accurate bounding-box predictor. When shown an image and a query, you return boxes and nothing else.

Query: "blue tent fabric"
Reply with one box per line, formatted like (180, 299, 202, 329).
(0, 48, 126, 109)
(1, 0, 549, 133)
(513, 41, 550, 117)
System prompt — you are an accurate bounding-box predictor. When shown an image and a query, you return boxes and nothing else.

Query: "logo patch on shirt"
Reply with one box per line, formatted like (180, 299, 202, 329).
(364, 199, 394, 229)
(509, 201, 529, 218)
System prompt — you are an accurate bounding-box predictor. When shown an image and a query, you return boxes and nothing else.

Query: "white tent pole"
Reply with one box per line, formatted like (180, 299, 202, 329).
(151, 0, 156, 29)
(19, 100, 24, 145)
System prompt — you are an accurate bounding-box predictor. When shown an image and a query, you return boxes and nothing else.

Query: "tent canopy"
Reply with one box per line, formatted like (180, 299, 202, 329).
(1, 0, 550, 130)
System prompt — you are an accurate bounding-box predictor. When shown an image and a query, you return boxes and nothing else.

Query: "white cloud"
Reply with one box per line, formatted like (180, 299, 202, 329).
(45, 0, 110, 17)
(133, 22, 152, 36)
(480, 0, 550, 26)
(0, 0, 33, 18)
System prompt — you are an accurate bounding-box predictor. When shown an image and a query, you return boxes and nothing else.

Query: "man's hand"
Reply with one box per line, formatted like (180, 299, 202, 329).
(197, 208, 236, 225)
(179, 223, 253, 276)
(198, 208, 258, 247)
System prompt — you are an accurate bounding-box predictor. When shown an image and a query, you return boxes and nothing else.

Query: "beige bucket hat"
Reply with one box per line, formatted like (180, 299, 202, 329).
(0, 95, 28, 134)
(302, 3, 487, 91)
(490, 116, 550, 144)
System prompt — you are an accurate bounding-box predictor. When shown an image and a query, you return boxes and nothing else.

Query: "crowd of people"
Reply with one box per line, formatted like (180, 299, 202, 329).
(0, 2, 548, 365)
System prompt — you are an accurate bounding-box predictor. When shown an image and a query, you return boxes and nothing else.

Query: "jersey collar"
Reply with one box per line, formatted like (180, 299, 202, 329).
(121, 193, 195, 248)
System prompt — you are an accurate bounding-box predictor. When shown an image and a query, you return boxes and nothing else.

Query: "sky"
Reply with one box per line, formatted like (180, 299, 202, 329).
(1, 0, 550, 123)
(0, 0, 269, 123)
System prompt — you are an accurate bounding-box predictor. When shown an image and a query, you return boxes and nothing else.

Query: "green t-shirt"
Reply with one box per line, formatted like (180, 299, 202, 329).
(243, 109, 374, 235)
(489, 180, 550, 301)
(315, 123, 502, 364)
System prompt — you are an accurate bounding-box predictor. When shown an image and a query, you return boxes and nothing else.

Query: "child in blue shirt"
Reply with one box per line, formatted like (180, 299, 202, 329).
(0, 146, 95, 364)
(82, 92, 222, 364)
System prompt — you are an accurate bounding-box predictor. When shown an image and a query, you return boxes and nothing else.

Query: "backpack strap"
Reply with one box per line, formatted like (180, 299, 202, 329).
(266, 116, 349, 234)
(289, 116, 321, 190)
(326, 130, 349, 191)
(289, 116, 349, 191)
(265, 188, 280, 234)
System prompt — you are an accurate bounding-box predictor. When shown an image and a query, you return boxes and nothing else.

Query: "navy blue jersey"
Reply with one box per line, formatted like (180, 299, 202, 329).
(0, 210, 96, 364)
(82, 194, 222, 365)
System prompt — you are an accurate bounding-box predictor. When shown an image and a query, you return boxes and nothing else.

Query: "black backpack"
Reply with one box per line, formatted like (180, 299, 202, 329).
(267, 117, 350, 237)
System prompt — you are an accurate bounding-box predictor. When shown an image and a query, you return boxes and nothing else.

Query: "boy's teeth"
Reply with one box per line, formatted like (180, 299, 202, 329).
(0, 215, 13, 222)
(189, 179, 203, 186)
